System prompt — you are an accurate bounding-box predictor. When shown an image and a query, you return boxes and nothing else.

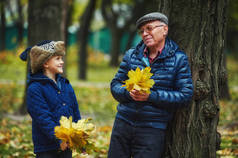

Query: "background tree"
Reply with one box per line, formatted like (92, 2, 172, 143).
(6, 0, 26, 46)
(226, 1, 238, 54)
(77, 0, 97, 80)
(217, 0, 238, 100)
(16, 0, 24, 45)
(101, 0, 158, 67)
(19, 0, 67, 114)
(158, 0, 228, 157)
(62, 0, 75, 77)
(64, 0, 74, 49)
(0, 0, 6, 51)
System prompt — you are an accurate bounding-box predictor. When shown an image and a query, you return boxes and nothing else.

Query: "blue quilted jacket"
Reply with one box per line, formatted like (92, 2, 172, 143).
(111, 38, 193, 129)
(26, 73, 81, 153)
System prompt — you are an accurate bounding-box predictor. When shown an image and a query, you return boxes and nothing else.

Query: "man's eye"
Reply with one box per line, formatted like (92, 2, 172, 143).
(147, 26, 153, 31)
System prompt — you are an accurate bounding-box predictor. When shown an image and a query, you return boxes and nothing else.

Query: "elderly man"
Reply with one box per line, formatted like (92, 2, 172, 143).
(108, 12, 193, 158)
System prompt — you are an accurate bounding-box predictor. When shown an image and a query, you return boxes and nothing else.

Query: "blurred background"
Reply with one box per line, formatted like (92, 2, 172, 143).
(0, 0, 237, 157)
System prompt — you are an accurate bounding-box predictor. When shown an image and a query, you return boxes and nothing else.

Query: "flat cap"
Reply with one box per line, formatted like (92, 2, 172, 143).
(136, 12, 168, 29)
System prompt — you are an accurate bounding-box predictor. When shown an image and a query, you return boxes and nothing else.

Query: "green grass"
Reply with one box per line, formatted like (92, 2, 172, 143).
(66, 62, 118, 83)
(0, 51, 27, 81)
(73, 86, 117, 125)
(227, 54, 238, 89)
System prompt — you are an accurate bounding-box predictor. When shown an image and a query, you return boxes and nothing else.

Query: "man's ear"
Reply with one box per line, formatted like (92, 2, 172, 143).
(164, 25, 168, 36)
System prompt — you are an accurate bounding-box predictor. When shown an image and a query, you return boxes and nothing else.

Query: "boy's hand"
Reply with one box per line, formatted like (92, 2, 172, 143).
(60, 141, 68, 151)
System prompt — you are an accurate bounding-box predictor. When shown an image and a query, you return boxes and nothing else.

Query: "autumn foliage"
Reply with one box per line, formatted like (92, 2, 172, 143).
(54, 116, 96, 153)
(122, 67, 155, 94)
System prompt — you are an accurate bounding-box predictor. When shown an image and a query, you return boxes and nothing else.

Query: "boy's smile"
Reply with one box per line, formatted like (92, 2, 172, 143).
(44, 55, 64, 75)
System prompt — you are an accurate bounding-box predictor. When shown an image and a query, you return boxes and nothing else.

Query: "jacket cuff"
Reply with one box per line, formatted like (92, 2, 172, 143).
(124, 89, 133, 101)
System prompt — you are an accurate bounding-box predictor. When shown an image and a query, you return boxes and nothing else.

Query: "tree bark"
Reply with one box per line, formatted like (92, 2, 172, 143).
(27, 0, 65, 45)
(19, 0, 66, 115)
(218, 54, 230, 99)
(77, 0, 97, 80)
(158, 0, 228, 157)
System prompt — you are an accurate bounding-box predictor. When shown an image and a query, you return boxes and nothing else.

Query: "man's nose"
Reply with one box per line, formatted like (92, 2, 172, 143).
(142, 30, 149, 36)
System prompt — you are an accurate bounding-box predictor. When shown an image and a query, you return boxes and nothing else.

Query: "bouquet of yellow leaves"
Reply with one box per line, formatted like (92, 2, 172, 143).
(122, 67, 155, 94)
(54, 116, 95, 153)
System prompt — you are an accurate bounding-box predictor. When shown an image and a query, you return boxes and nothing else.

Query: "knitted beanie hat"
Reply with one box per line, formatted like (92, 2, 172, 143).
(29, 41, 65, 74)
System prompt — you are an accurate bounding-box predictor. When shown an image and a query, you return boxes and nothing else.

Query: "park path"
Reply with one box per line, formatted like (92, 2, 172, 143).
(0, 79, 110, 88)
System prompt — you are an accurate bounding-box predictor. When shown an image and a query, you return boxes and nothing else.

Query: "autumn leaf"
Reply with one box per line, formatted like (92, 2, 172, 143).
(54, 116, 96, 153)
(0, 132, 11, 145)
(122, 67, 155, 94)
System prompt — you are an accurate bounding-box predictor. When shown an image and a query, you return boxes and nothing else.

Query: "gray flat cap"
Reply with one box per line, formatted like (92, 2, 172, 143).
(136, 12, 168, 28)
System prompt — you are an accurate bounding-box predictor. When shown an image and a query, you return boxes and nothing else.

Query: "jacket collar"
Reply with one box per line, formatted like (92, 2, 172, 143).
(135, 37, 180, 60)
(28, 72, 69, 89)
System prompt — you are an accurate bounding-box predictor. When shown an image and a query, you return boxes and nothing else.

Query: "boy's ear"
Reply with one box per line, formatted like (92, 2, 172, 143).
(43, 61, 49, 68)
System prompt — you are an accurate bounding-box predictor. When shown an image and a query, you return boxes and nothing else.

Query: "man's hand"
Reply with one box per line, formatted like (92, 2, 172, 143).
(129, 89, 149, 101)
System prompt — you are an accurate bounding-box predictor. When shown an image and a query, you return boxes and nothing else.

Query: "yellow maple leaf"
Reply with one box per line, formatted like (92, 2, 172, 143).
(122, 67, 155, 94)
(54, 116, 96, 153)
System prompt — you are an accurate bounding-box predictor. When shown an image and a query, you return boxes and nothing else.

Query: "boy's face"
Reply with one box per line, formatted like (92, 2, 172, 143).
(43, 55, 64, 75)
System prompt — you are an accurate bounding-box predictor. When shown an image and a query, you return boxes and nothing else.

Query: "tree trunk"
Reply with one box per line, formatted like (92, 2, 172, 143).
(64, 0, 74, 49)
(77, 0, 96, 80)
(27, 0, 65, 45)
(109, 28, 123, 66)
(158, 0, 228, 157)
(218, 54, 230, 99)
(19, 0, 66, 115)
(0, 0, 6, 51)
(61, 0, 72, 77)
(125, 30, 137, 52)
(16, 0, 24, 46)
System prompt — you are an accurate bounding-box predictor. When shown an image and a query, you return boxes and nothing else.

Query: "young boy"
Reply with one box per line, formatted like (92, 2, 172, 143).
(20, 41, 81, 158)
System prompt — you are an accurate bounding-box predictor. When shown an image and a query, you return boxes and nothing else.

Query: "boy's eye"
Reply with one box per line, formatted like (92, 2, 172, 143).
(56, 56, 62, 60)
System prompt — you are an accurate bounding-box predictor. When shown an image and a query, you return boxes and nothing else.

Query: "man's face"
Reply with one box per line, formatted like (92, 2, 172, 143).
(138, 21, 168, 48)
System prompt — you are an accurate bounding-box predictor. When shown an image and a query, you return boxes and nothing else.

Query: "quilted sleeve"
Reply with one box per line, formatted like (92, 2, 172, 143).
(148, 52, 193, 109)
(27, 84, 58, 141)
(110, 49, 134, 103)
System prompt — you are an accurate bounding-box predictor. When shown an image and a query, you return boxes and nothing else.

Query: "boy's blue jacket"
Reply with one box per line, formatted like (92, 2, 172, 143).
(26, 73, 81, 153)
(111, 38, 193, 129)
